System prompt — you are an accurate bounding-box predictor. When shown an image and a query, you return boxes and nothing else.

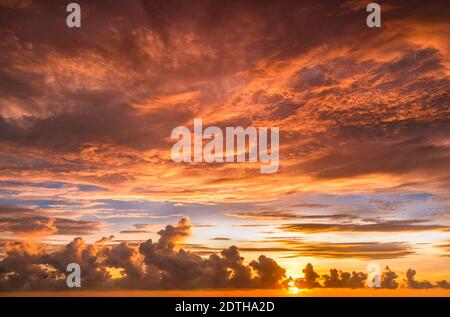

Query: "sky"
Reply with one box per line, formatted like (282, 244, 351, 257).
(0, 0, 449, 294)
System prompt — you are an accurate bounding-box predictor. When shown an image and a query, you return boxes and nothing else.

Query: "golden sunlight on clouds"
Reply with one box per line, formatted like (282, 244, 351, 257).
(0, 0, 449, 294)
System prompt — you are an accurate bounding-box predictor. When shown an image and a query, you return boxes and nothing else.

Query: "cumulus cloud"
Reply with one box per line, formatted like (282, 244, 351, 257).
(0, 1, 448, 291)
(156, 216, 191, 248)
(405, 268, 434, 289)
(295, 263, 321, 289)
(407, 273, 450, 290)
(381, 266, 399, 289)
(289, 263, 450, 290)
(1, 218, 449, 291)
(322, 268, 367, 288)
(95, 235, 115, 245)
(0, 217, 286, 290)
(435, 280, 450, 289)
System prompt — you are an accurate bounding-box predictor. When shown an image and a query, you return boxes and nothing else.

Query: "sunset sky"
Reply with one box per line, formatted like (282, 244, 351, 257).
(0, 0, 449, 294)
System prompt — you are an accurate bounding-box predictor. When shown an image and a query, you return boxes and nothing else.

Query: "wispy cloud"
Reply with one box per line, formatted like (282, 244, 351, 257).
(281, 219, 450, 233)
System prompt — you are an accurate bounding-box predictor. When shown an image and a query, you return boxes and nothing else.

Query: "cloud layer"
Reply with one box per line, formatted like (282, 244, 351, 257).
(0, 217, 449, 291)
(0, 0, 449, 290)
(0, 0, 449, 203)
(0, 205, 101, 236)
(0, 217, 287, 290)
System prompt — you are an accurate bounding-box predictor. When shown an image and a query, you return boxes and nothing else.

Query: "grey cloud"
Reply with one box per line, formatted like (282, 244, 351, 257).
(0, 205, 101, 236)
(281, 219, 449, 233)
(0, 217, 286, 290)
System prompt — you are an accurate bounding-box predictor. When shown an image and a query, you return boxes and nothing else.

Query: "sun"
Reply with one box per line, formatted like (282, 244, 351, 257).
(287, 281, 301, 295)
